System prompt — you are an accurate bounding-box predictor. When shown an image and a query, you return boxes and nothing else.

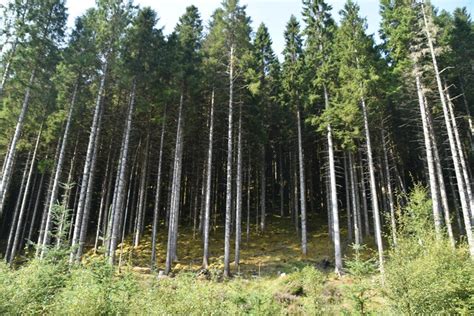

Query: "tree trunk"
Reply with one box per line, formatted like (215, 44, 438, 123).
(421, 3, 474, 256)
(70, 63, 108, 262)
(296, 108, 307, 255)
(44, 82, 78, 248)
(0, 70, 35, 218)
(446, 88, 473, 225)
(6, 151, 32, 262)
(260, 146, 266, 231)
(108, 78, 136, 264)
(151, 108, 166, 269)
(202, 89, 215, 269)
(415, 74, 442, 237)
(223, 45, 234, 277)
(235, 105, 243, 268)
(27, 171, 45, 243)
(134, 131, 150, 247)
(9, 127, 42, 264)
(426, 103, 455, 246)
(349, 151, 362, 246)
(361, 97, 384, 272)
(165, 93, 185, 275)
(381, 128, 397, 246)
(324, 85, 342, 272)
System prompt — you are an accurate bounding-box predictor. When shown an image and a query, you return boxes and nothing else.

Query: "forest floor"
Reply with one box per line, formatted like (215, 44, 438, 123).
(81, 214, 386, 314)
(87, 213, 374, 276)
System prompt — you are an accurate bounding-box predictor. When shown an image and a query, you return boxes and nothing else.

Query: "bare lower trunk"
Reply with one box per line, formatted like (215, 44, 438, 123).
(0, 70, 35, 218)
(44, 83, 78, 248)
(325, 84, 341, 273)
(446, 88, 473, 225)
(426, 104, 455, 247)
(296, 108, 307, 255)
(151, 108, 166, 269)
(381, 128, 397, 246)
(70, 63, 108, 262)
(260, 147, 266, 231)
(9, 127, 42, 263)
(235, 105, 243, 267)
(6, 152, 32, 262)
(421, 3, 474, 256)
(349, 151, 361, 246)
(415, 74, 442, 237)
(203, 90, 214, 269)
(134, 131, 150, 247)
(224, 46, 234, 277)
(107, 79, 136, 264)
(361, 97, 384, 272)
(165, 93, 185, 275)
(27, 171, 45, 243)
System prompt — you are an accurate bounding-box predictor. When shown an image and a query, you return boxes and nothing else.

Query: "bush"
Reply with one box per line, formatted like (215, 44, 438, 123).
(53, 259, 138, 315)
(5, 258, 70, 314)
(384, 185, 474, 314)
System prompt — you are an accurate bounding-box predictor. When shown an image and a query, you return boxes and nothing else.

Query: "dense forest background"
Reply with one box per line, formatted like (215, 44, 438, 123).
(0, 0, 473, 314)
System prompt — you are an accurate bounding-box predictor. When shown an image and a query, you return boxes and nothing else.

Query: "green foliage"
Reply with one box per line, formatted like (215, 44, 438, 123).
(53, 259, 137, 315)
(344, 244, 377, 315)
(384, 185, 474, 314)
(0, 259, 70, 314)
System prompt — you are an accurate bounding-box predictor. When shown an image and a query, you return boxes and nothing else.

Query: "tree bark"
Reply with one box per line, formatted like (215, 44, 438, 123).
(151, 107, 166, 269)
(108, 78, 136, 264)
(361, 97, 384, 272)
(202, 89, 214, 269)
(421, 3, 474, 256)
(165, 93, 185, 275)
(296, 108, 307, 255)
(0, 70, 35, 218)
(235, 105, 243, 267)
(223, 45, 234, 277)
(9, 127, 42, 264)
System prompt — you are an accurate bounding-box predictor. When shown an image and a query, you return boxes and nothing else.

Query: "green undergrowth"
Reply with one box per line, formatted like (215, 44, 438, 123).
(1, 191, 473, 315)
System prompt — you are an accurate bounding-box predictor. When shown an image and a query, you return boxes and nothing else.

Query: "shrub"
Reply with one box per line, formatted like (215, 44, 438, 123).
(384, 185, 474, 314)
(53, 259, 137, 315)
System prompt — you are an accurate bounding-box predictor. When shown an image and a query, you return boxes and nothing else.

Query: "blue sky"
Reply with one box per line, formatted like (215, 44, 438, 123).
(53, 0, 474, 58)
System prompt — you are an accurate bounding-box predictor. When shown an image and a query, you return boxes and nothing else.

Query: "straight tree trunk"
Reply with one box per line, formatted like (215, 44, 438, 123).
(296, 108, 307, 255)
(349, 151, 362, 245)
(151, 108, 166, 269)
(165, 93, 185, 275)
(27, 171, 45, 243)
(260, 146, 266, 231)
(70, 63, 108, 262)
(381, 128, 397, 246)
(426, 103, 456, 246)
(358, 149, 370, 236)
(0, 70, 35, 218)
(202, 90, 215, 269)
(415, 74, 442, 236)
(44, 82, 78, 247)
(9, 127, 42, 263)
(344, 153, 353, 243)
(361, 97, 384, 272)
(324, 84, 342, 273)
(446, 88, 473, 224)
(223, 45, 234, 277)
(77, 102, 104, 259)
(108, 79, 136, 264)
(134, 131, 150, 246)
(421, 3, 474, 256)
(235, 105, 243, 267)
(6, 151, 32, 262)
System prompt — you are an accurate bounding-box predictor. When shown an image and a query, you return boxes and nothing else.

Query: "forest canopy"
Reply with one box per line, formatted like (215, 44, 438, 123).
(0, 0, 473, 314)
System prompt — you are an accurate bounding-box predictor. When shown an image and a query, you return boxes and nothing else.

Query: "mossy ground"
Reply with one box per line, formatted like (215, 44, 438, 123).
(87, 213, 372, 276)
(82, 213, 386, 314)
